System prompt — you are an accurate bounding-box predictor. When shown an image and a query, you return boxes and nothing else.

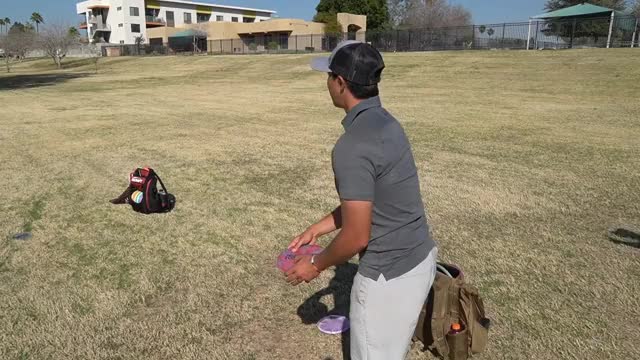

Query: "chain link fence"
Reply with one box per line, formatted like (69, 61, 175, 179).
(100, 15, 639, 56)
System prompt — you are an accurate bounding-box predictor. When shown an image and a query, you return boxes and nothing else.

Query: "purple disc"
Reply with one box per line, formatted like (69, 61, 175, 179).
(317, 315, 350, 335)
(276, 244, 323, 272)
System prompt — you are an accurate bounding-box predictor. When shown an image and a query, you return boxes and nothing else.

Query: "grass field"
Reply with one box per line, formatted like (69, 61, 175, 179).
(1, 49, 639, 360)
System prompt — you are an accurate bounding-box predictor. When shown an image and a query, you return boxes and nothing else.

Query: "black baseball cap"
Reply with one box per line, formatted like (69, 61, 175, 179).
(311, 40, 385, 86)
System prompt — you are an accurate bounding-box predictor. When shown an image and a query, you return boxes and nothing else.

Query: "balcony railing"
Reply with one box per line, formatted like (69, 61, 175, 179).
(94, 23, 111, 31)
(146, 16, 166, 25)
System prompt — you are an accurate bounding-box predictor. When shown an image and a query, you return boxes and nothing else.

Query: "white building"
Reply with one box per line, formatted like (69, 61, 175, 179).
(77, 0, 275, 44)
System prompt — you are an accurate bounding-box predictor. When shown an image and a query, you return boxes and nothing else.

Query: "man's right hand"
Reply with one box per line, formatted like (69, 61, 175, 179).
(288, 227, 319, 252)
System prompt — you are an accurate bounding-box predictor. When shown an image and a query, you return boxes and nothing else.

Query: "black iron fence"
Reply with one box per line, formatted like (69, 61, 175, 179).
(101, 44, 170, 56)
(101, 15, 639, 56)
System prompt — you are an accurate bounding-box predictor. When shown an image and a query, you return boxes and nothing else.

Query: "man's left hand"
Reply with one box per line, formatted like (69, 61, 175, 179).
(285, 255, 320, 286)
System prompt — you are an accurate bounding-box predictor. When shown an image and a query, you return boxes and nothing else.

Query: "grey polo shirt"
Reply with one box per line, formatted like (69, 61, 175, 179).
(332, 96, 436, 281)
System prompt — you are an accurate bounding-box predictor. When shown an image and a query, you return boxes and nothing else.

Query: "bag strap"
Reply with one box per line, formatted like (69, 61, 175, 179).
(154, 172, 169, 193)
(146, 168, 169, 193)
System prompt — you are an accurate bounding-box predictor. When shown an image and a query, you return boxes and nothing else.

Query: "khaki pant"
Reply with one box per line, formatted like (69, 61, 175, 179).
(350, 248, 438, 360)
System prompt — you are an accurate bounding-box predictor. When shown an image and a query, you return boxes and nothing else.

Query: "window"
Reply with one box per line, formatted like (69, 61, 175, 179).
(130, 7, 139, 16)
(197, 13, 211, 23)
(231, 17, 238, 22)
(243, 17, 255, 23)
(117, 6, 122, 11)
(166, 11, 175, 27)
(279, 33, 288, 50)
(118, 23, 123, 27)
(184, 13, 192, 24)
(120, 40, 125, 44)
(216, 15, 224, 21)
(131, 24, 141, 33)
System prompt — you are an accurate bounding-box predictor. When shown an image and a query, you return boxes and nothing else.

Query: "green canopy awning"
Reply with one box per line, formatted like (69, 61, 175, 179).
(533, 3, 615, 19)
(169, 29, 207, 38)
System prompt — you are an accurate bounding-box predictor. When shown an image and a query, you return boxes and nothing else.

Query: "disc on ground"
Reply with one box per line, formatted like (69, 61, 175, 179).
(317, 315, 350, 335)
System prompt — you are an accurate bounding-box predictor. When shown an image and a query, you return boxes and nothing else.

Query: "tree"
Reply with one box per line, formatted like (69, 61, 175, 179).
(68, 26, 80, 37)
(0, 19, 4, 34)
(479, 25, 487, 34)
(135, 34, 145, 54)
(30, 12, 44, 33)
(399, 0, 472, 29)
(3, 18, 10, 33)
(40, 24, 80, 69)
(6, 22, 36, 60)
(0, 34, 15, 72)
(315, 12, 342, 34)
(314, 0, 390, 31)
(10, 22, 27, 32)
(487, 28, 495, 36)
(631, 0, 640, 16)
(1, 25, 36, 72)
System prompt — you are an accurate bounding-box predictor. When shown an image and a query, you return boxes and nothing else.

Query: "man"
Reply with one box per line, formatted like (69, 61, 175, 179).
(285, 41, 438, 360)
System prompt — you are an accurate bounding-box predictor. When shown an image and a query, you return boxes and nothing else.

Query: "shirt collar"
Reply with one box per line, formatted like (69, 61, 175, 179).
(341, 96, 382, 131)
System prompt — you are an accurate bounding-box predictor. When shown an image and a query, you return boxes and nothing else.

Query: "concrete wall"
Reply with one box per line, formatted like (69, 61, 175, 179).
(337, 13, 367, 33)
(147, 17, 330, 43)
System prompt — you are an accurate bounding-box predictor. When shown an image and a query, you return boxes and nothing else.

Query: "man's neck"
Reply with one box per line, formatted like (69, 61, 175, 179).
(343, 97, 363, 113)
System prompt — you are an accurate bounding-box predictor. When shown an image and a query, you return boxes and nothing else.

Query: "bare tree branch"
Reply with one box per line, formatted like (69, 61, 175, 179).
(39, 24, 80, 69)
(396, 0, 472, 29)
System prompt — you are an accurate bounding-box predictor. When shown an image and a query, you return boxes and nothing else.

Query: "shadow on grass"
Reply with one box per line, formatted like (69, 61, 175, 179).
(297, 262, 358, 360)
(0, 73, 91, 91)
(60, 58, 99, 70)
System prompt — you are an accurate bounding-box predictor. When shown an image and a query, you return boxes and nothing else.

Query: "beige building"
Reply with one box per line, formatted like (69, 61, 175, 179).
(146, 12, 367, 53)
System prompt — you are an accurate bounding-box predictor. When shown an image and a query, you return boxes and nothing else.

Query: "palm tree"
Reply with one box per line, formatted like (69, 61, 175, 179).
(68, 27, 80, 37)
(0, 19, 5, 34)
(30, 12, 44, 33)
(3, 18, 10, 34)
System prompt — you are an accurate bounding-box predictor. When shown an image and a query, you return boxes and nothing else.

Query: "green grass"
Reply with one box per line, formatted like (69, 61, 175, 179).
(0, 49, 639, 359)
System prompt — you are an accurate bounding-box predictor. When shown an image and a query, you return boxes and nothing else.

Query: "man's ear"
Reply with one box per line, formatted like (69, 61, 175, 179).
(337, 75, 347, 94)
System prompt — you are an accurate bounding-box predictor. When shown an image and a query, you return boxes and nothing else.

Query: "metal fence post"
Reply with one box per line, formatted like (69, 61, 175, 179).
(570, 18, 576, 48)
(295, 35, 298, 53)
(471, 25, 475, 49)
(534, 20, 539, 49)
(501, 23, 506, 48)
(606, 11, 615, 48)
(632, 18, 639, 48)
(408, 30, 411, 51)
(396, 29, 399, 51)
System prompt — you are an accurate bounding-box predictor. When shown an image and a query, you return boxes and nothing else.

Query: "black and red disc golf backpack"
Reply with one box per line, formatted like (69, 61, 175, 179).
(110, 167, 176, 214)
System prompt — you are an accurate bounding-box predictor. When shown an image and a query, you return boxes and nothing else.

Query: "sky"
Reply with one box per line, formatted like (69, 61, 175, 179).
(0, 0, 549, 27)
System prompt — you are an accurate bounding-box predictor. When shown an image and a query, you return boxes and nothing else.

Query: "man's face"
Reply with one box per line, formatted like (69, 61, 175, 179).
(327, 73, 344, 109)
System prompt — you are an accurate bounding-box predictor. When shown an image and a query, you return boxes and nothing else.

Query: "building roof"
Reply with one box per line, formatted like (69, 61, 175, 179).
(532, 3, 615, 19)
(76, 0, 276, 14)
(149, 0, 276, 14)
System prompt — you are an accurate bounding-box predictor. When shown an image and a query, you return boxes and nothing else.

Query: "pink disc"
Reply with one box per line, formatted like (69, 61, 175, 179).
(276, 244, 323, 272)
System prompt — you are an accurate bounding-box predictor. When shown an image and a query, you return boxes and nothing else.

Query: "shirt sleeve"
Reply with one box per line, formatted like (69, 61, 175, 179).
(333, 139, 376, 202)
